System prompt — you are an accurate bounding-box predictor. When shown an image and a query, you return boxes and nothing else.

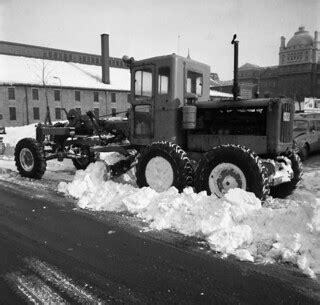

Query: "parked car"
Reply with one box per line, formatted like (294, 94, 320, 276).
(293, 115, 320, 160)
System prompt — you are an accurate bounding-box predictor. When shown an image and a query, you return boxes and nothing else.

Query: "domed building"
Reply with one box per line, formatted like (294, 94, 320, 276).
(236, 26, 320, 102)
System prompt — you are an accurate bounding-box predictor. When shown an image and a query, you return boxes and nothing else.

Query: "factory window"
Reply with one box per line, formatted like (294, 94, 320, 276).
(186, 70, 203, 96)
(93, 91, 99, 102)
(158, 67, 170, 94)
(54, 90, 60, 101)
(94, 108, 99, 118)
(76, 108, 81, 115)
(96, 58, 100, 64)
(111, 108, 116, 117)
(55, 108, 61, 120)
(75, 90, 81, 102)
(8, 87, 15, 100)
(33, 107, 40, 120)
(64, 53, 68, 61)
(54, 52, 57, 59)
(134, 69, 153, 98)
(48, 51, 52, 58)
(111, 92, 116, 103)
(9, 107, 16, 120)
(32, 88, 39, 100)
(68, 54, 72, 61)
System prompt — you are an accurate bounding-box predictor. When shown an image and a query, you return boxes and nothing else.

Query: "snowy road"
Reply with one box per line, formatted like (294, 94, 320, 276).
(0, 175, 320, 304)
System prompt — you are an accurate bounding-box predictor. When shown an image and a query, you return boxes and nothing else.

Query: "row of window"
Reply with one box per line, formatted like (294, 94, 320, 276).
(7, 107, 105, 121)
(43, 51, 101, 65)
(7, 88, 120, 103)
(43, 51, 125, 67)
(282, 51, 309, 62)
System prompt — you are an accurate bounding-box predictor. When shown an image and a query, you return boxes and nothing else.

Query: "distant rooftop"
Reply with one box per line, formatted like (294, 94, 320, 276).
(0, 54, 130, 91)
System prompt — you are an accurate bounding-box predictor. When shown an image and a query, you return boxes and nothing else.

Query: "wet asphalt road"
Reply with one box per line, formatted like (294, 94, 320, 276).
(0, 179, 320, 304)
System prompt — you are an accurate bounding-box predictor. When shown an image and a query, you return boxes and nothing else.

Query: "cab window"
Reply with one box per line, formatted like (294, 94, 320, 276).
(134, 69, 152, 98)
(158, 67, 170, 95)
(186, 71, 203, 96)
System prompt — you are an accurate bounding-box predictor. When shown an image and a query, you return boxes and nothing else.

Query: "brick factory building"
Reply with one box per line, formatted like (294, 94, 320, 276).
(0, 34, 131, 127)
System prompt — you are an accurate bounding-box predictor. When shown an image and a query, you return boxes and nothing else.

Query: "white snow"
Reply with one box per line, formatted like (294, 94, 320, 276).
(0, 54, 130, 91)
(58, 160, 320, 279)
(1, 121, 320, 279)
(1, 123, 37, 147)
(210, 90, 233, 98)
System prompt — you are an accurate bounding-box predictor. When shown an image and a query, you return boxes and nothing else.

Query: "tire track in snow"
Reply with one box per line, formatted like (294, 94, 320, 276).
(25, 257, 102, 304)
(5, 272, 65, 304)
(4, 257, 102, 304)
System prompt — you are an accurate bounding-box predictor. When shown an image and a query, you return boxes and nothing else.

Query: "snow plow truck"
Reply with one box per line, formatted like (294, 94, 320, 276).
(14, 35, 302, 200)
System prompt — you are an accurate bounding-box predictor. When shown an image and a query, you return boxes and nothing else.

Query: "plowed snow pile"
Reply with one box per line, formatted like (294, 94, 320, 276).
(58, 160, 320, 278)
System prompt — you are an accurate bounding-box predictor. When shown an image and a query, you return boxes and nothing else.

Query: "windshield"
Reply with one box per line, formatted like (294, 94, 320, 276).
(134, 69, 153, 99)
(293, 120, 308, 132)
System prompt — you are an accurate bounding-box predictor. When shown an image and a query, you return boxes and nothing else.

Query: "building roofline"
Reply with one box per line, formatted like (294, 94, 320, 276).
(0, 82, 130, 92)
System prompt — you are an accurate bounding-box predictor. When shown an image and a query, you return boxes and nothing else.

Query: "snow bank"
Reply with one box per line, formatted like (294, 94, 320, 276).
(59, 161, 320, 278)
(2, 123, 37, 147)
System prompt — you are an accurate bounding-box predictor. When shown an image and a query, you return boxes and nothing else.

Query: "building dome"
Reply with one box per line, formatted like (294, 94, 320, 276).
(287, 26, 313, 48)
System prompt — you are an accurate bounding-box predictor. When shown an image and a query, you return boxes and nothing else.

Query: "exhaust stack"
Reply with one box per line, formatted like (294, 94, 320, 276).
(231, 34, 240, 100)
(101, 33, 110, 84)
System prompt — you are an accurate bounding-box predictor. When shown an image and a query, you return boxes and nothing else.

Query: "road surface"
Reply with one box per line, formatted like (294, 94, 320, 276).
(0, 178, 320, 304)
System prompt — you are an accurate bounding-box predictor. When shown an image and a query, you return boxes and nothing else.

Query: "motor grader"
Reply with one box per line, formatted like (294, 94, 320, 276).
(15, 36, 302, 199)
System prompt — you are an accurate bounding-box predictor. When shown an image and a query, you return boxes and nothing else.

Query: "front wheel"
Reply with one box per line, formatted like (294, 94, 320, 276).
(72, 146, 93, 170)
(195, 145, 269, 200)
(14, 138, 46, 179)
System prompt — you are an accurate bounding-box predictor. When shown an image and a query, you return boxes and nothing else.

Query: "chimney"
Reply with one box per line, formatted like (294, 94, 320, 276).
(314, 31, 319, 46)
(280, 36, 286, 48)
(101, 33, 110, 84)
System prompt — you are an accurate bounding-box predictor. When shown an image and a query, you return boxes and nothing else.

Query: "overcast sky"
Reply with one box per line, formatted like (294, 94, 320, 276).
(1, 0, 319, 79)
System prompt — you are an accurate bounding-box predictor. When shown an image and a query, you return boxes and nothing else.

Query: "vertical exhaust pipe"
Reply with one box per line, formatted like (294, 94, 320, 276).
(101, 33, 110, 84)
(231, 34, 239, 100)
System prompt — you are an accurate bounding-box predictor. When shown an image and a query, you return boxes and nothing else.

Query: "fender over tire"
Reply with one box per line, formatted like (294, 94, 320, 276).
(270, 152, 303, 198)
(136, 141, 194, 192)
(14, 138, 46, 179)
(195, 144, 270, 200)
(299, 144, 309, 161)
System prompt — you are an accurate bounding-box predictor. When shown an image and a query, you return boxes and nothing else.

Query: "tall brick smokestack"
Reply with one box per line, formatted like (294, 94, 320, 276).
(101, 33, 110, 84)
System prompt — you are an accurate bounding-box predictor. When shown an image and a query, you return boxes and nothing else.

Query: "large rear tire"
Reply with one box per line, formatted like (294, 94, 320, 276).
(14, 138, 46, 179)
(270, 152, 303, 198)
(195, 144, 269, 200)
(136, 141, 194, 192)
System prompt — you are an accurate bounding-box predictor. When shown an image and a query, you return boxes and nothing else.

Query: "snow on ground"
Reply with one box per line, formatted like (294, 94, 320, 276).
(58, 157, 320, 279)
(1, 124, 320, 279)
